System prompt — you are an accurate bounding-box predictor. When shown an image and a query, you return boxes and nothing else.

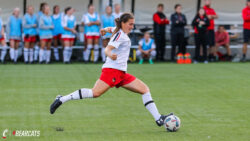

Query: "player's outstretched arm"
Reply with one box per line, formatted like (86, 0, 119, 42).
(100, 27, 114, 36)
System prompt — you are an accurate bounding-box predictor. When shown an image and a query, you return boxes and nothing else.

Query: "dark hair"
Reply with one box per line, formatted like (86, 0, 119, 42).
(218, 25, 225, 28)
(196, 7, 207, 17)
(88, 4, 93, 9)
(53, 5, 59, 14)
(175, 4, 181, 9)
(39, 2, 47, 11)
(112, 13, 134, 37)
(158, 3, 164, 8)
(64, 7, 72, 14)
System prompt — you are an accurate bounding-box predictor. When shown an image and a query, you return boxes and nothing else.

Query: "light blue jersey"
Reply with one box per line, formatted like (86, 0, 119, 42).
(23, 13, 37, 36)
(101, 14, 115, 38)
(0, 18, 3, 38)
(141, 38, 154, 51)
(62, 15, 76, 38)
(8, 15, 22, 40)
(39, 14, 53, 39)
(51, 13, 63, 36)
(84, 13, 100, 36)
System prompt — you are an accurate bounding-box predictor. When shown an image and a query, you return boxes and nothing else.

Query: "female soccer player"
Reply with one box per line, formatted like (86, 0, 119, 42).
(39, 5, 54, 64)
(23, 5, 37, 64)
(83, 4, 100, 63)
(61, 7, 76, 64)
(0, 9, 8, 64)
(51, 5, 63, 61)
(7, 8, 22, 63)
(101, 6, 115, 62)
(50, 13, 172, 127)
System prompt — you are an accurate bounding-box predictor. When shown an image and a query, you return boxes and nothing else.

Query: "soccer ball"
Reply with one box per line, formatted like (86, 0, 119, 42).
(164, 115, 181, 132)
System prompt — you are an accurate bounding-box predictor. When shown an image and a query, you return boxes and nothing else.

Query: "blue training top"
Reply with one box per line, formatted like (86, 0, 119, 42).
(39, 14, 53, 39)
(84, 13, 100, 35)
(8, 15, 22, 40)
(0, 18, 3, 38)
(51, 14, 63, 36)
(101, 14, 115, 38)
(141, 38, 154, 51)
(23, 13, 37, 36)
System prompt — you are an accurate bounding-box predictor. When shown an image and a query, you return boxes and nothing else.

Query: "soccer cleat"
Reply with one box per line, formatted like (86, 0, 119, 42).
(240, 57, 246, 62)
(50, 95, 62, 114)
(149, 59, 154, 64)
(139, 59, 144, 64)
(156, 113, 174, 127)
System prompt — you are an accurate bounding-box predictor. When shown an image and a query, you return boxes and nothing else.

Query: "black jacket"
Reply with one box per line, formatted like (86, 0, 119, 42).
(170, 12, 187, 34)
(192, 15, 210, 34)
(153, 12, 168, 36)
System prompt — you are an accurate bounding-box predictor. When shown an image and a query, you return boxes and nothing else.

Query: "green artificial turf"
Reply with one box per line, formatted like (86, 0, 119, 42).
(0, 62, 249, 141)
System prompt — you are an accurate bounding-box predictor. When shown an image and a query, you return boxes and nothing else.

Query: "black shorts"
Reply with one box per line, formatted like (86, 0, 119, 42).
(206, 30, 215, 47)
(243, 29, 250, 43)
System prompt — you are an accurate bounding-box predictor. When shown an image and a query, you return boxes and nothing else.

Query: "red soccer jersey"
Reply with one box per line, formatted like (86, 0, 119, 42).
(242, 6, 250, 30)
(203, 5, 217, 30)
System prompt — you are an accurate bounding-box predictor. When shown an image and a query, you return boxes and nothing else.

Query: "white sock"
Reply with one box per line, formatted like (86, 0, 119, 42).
(84, 44, 92, 61)
(14, 49, 18, 62)
(39, 49, 44, 63)
(0, 46, 7, 62)
(53, 47, 59, 61)
(101, 47, 106, 62)
(142, 92, 161, 121)
(46, 50, 51, 63)
(10, 48, 14, 61)
(29, 48, 34, 63)
(94, 44, 99, 62)
(60, 88, 93, 103)
(34, 45, 39, 61)
(68, 47, 73, 62)
(24, 48, 29, 62)
(63, 47, 70, 62)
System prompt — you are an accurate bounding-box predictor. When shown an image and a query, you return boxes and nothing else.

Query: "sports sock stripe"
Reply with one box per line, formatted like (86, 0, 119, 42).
(144, 100, 154, 107)
(79, 89, 82, 99)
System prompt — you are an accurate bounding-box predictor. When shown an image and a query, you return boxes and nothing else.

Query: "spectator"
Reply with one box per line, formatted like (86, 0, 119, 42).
(203, 0, 218, 62)
(0, 8, 8, 64)
(192, 7, 210, 63)
(112, 3, 123, 19)
(101, 6, 115, 62)
(153, 3, 169, 61)
(136, 32, 156, 64)
(7, 7, 22, 64)
(51, 5, 63, 62)
(83, 4, 101, 63)
(23, 5, 37, 64)
(39, 5, 54, 64)
(214, 25, 232, 61)
(241, 0, 250, 62)
(170, 4, 187, 62)
(62, 7, 77, 64)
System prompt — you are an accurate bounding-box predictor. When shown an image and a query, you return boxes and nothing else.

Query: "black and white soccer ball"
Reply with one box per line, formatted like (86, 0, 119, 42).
(164, 115, 181, 132)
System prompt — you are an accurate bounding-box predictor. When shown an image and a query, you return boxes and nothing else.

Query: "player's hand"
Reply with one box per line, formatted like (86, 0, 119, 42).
(100, 29, 107, 36)
(88, 22, 93, 26)
(33, 24, 37, 28)
(110, 53, 117, 60)
(72, 29, 77, 34)
(207, 15, 212, 19)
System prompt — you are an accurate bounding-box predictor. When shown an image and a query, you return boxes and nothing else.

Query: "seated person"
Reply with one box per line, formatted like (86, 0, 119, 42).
(136, 32, 156, 64)
(214, 25, 232, 60)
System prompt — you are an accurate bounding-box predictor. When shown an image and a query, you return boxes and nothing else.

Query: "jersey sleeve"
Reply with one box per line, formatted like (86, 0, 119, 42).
(61, 16, 67, 27)
(138, 39, 143, 46)
(108, 32, 122, 49)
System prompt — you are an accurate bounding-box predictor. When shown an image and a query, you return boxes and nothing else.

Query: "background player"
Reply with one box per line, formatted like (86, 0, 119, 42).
(23, 5, 37, 64)
(61, 7, 76, 64)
